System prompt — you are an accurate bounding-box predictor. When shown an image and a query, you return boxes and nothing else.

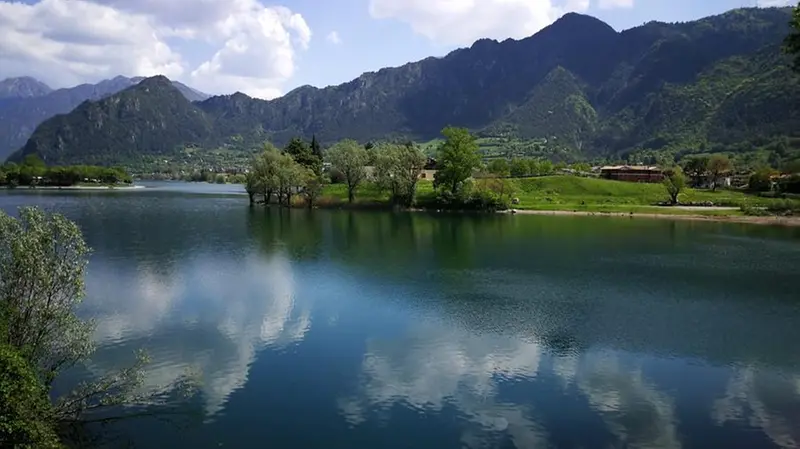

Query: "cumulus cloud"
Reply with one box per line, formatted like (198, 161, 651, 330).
(368, 0, 632, 46)
(0, 0, 311, 99)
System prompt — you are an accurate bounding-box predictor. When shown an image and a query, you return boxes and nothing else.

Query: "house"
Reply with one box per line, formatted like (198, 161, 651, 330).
(599, 165, 664, 183)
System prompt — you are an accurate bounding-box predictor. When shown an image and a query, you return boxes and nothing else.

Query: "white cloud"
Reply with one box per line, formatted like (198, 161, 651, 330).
(368, 0, 579, 46)
(368, 0, 634, 46)
(598, 0, 634, 8)
(0, 0, 311, 99)
(326, 31, 342, 45)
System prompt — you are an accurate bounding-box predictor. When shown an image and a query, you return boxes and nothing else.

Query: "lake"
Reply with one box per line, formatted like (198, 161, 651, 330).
(2, 182, 800, 449)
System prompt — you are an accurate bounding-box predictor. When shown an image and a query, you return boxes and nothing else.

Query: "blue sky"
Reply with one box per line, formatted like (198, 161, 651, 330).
(0, 0, 794, 98)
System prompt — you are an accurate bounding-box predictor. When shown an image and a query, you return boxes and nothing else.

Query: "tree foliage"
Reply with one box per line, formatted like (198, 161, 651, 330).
(0, 345, 62, 449)
(786, 2, 800, 72)
(662, 166, 687, 205)
(0, 207, 198, 445)
(327, 139, 369, 203)
(284, 137, 322, 176)
(707, 154, 734, 191)
(374, 143, 427, 207)
(682, 156, 709, 187)
(434, 127, 482, 196)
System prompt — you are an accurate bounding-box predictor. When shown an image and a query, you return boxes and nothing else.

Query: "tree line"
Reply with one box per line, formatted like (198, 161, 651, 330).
(1, 155, 132, 188)
(246, 127, 516, 211)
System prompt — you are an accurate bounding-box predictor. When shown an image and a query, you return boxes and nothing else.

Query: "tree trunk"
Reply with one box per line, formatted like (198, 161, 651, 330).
(248, 192, 255, 206)
(348, 185, 355, 204)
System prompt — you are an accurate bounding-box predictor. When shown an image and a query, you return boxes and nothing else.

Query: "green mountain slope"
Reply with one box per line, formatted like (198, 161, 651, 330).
(18, 77, 213, 165)
(11, 7, 800, 166)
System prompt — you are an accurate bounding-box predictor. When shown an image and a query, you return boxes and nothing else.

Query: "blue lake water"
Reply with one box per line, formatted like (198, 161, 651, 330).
(2, 182, 800, 449)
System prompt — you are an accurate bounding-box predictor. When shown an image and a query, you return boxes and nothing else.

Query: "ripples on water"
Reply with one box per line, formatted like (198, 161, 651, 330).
(1, 184, 800, 449)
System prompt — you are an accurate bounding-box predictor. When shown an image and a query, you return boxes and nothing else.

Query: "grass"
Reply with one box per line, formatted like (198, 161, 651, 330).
(317, 175, 800, 217)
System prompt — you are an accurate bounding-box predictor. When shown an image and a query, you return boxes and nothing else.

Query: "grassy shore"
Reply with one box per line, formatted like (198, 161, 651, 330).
(315, 176, 800, 221)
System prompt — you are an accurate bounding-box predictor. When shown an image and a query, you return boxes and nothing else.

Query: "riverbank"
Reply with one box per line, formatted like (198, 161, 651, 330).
(508, 208, 800, 226)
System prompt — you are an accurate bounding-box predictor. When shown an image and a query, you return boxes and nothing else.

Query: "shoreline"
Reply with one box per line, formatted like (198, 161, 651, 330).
(14, 185, 145, 191)
(506, 209, 800, 227)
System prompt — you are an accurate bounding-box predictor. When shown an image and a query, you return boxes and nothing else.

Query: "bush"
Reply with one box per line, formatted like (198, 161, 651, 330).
(0, 345, 62, 448)
(214, 174, 227, 184)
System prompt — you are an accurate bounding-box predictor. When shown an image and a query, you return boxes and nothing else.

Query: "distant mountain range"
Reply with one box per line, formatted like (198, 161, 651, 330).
(0, 76, 209, 160)
(10, 7, 800, 166)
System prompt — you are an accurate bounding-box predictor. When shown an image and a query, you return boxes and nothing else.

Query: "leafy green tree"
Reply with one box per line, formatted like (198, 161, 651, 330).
(0, 208, 196, 440)
(374, 143, 427, 207)
(301, 169, 325, 209)
(682, 156, 709, 187)
(251, 144, 283, 204)
(0, 170, 6, 186)
(707, 154, 733, 191)
(285, 137, 322, 176)
(310, 135, 323, 160)
(572, 162, 592, 173)
(748, 167, 775, 192)
(245, 171, 262, 205)
(0, 344, 62, 448)
(487, 159, 510, 177)
(434, 127, 481, 195)
(509, 158, 529, 177)
(663, 167, 687, 205)
(786, 2, 800, 71)
(536, 159, 555, 176)
(275, 152, 304, 207)
(328, 139, 369, 203)
(214, 174, 226, 184)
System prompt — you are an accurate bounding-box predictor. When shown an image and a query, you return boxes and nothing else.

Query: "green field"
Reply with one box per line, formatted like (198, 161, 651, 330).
(317, 175, 799, 216)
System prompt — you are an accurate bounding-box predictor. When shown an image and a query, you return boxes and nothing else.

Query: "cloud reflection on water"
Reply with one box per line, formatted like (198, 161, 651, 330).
(81, 250, 310, 417)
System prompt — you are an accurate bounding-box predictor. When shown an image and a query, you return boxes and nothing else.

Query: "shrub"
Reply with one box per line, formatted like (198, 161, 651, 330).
(0, 345, 62, 449)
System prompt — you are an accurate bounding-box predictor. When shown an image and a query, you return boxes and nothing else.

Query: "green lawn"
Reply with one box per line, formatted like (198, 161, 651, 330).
(317, 175, 798, 216)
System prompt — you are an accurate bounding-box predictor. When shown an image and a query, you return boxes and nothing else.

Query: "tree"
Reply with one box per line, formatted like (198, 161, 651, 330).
(274, 152, 304, 207)
(327, 139, 369, 203)
(0, 344, 62, 449)
(509, 158, 529, 177)
(707, 155, 733, 191)
(251, 144, 283, 204)
(0, 208, 197, 441)
(662, 167, 686, 205)
(301, 170, 325, 209)
(310, 135, 323, 160)
(748, 167, 775, 192)
(785, 2, 800, 72)
(487, 159, 510, 177)
(244, 171, 262, 205)
(285, 137, 322, 176)
(682, 156, 709, 187)
(434, 127, 481, 196)
(374, 143, 427, 207)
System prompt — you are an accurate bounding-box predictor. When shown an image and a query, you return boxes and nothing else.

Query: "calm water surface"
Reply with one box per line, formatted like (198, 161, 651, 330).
(2, 182, 800, 449)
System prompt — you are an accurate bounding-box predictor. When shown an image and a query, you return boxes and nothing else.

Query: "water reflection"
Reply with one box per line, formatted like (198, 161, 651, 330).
(339, 323, 546, 448)
(713, 368, 800, 448)
(3, 190, 800, 449)
(82, 249, 310, 417)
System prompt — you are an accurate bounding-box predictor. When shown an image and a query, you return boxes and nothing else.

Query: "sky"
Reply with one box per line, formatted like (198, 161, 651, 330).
(0, 0, 794, 99)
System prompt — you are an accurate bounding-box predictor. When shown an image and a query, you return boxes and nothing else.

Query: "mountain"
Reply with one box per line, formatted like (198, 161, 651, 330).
(17, 76, 213, 166)
(0, 76, 209, 160)
(0, 77, 52, 99)
(12, 7, 800, 166)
